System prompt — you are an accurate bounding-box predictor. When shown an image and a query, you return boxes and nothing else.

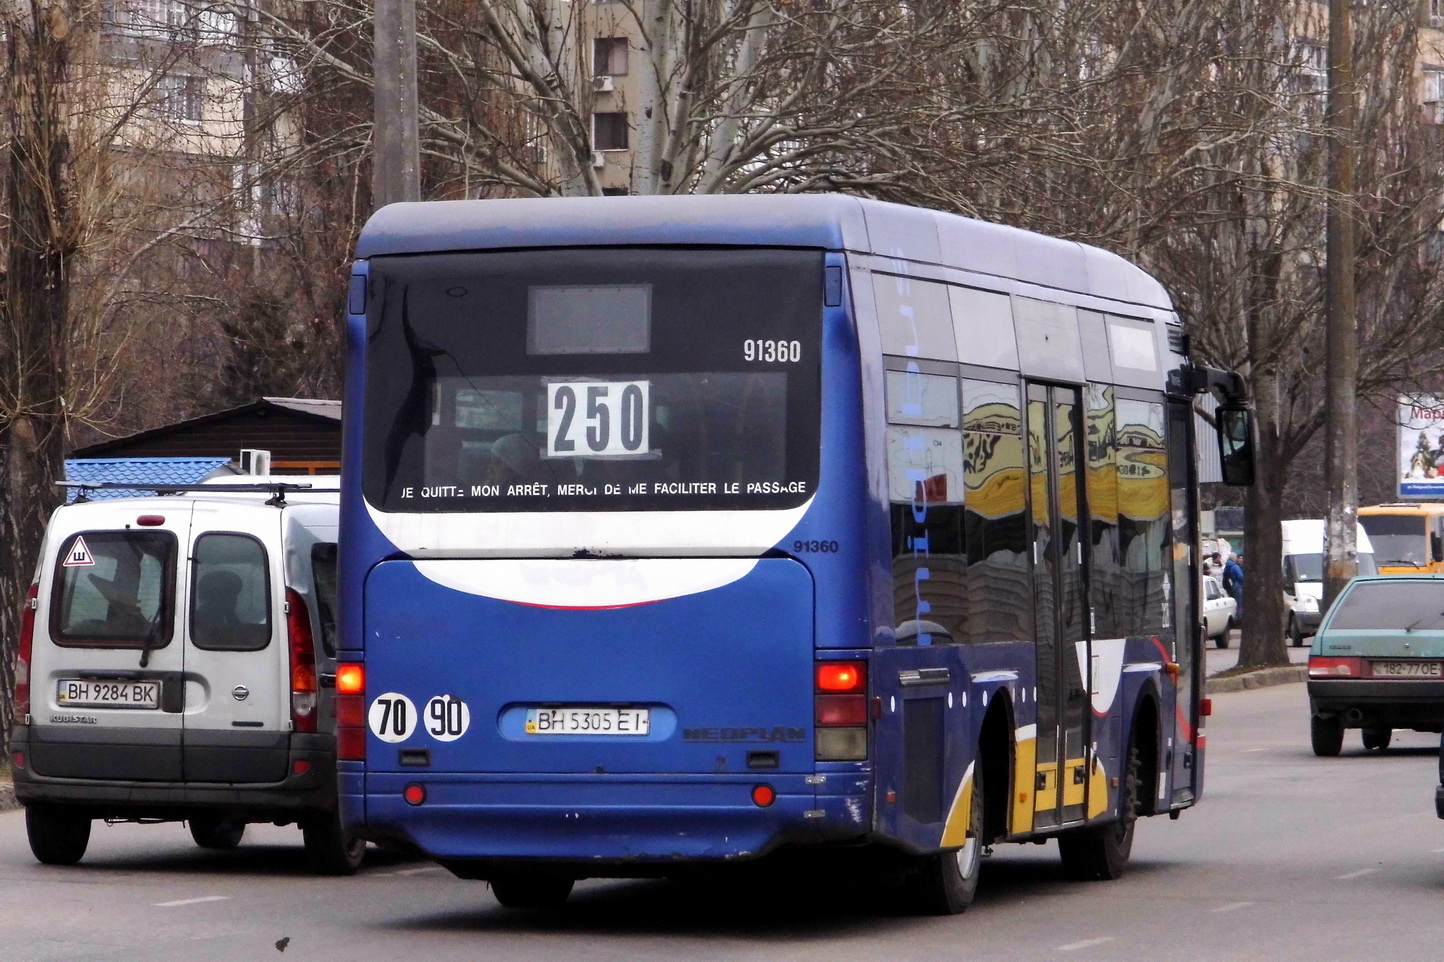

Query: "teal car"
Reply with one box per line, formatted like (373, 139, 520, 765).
(1307, 574, 1444, 756)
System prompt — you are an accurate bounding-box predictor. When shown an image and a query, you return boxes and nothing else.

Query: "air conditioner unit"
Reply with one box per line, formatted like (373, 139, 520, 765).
(592, 75, 615, 93)
(239, 448, 272, 476)
(591, 151, 606, 169)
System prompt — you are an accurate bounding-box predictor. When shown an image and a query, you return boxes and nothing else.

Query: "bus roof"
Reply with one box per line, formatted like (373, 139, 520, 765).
(355, 195, 1173, 311)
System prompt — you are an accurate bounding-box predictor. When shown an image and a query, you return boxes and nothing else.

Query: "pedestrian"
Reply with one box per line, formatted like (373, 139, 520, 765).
(1222, 552, 1244, 618)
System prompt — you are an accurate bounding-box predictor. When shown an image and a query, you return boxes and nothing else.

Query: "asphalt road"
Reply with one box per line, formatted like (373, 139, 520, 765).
(2, 682, 1442, 962)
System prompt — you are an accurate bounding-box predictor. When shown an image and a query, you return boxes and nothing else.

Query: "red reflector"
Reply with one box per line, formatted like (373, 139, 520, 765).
(816, 661, 866, 692)
(336, 663, 365, 694)
(404, 784, 426, 806)
(1201, 698, 1212, 717)
(816, 693, 868, 726)
(136, 515, 165, 527)
(337, 726, 366, 761)
(292, 759, 312, 776)
(336, 693, 366, 728)
(751, 784, 775, 807)
(11, 751, 24, 771)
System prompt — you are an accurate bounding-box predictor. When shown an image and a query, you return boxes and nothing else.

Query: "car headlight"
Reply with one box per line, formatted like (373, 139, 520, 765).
(1300, 596, 1318, 612)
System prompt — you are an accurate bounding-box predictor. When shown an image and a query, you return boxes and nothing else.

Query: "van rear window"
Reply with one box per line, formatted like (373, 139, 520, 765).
(52, 531, 176, 648)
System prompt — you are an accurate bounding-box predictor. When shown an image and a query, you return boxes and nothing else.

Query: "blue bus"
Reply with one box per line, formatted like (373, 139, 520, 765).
(335, 195, 1253, 913)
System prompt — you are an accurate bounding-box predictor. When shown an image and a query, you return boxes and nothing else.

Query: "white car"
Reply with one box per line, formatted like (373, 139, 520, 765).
(1202, 574, 1239, 648)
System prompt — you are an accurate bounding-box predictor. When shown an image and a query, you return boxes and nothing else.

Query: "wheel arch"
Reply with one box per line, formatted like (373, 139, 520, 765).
(1127, 682, 1162, 818)
(976, 690, 1014, 844)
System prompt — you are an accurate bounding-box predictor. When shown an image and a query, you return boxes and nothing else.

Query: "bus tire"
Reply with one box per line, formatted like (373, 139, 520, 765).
(302, 810, 366, 875)
(26, 805, 91, 866)
(189, 813, 246, 850)
(906, 763, 984, 915)
(1361, 727, 1392, 751)
(1311, 713, 1344, 757)
(1058, 745, 1139, 882)
(490, 873, 575, 909)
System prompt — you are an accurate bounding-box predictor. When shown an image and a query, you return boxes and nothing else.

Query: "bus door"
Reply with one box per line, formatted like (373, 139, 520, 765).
(1167, 399, 1201, 805)
(1027, 383, 1091, 830)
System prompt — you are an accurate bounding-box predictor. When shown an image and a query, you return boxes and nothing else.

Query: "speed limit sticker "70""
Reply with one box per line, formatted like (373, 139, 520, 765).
(368, 692, 470, 742)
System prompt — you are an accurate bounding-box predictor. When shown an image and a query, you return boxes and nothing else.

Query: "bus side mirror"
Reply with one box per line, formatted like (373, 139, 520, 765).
(1433, 532, 1442, 564)
(1216, 405, 1255, 487)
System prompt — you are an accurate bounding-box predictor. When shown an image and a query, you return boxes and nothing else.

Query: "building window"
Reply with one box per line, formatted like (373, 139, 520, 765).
(594, 112, 629, 151)
(1425, 68, 1444, 124)
(594, 38, 628, 76)
(156, 74, 205, 122)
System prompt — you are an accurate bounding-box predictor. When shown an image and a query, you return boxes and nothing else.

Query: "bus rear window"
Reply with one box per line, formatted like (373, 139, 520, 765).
(363, 248, 822, 513)
(52, 531, 176, 648)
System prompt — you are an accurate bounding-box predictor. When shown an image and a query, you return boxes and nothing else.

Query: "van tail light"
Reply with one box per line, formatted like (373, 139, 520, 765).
(1308, 656, 1362, 678)
(286, 588, 318, 733)
(335, 662, 366, 761)
(815, 660, 868, 761)
(14, 582, 38, 718)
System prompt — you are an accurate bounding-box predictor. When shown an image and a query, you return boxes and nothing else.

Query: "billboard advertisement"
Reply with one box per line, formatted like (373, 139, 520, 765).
(1399, 394, 1444, 498)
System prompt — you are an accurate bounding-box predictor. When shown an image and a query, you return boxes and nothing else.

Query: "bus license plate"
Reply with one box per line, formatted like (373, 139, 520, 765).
(56, 679, 160, 710)
(1372, 661, 1442, 677)
(525, 707, 650, 736)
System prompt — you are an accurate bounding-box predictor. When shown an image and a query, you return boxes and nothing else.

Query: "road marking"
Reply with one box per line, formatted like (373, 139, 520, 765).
(154, 896, 229, 907)
(376, 866, 445, 877)
(1211, 901, 1253, 913)
(1242, 748, 1269, 753)
(1433, 847, 1444, 854)
(1057, 937, 1115, 952)
(1335, 868, 1378, 880)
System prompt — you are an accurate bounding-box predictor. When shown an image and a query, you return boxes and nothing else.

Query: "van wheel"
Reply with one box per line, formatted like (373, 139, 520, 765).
(1311, 714, 1344, 756)
(904, 761, 985, 914)
(1212, 627, 1229, 649)
(1058, 745, 1139, 881)
(302, 810, 366, 876)
(1288, 616, 1304, 647)
(490, 873, 575, 908)
(26, 805, 91, 865)
(1361, 727, 1392, 751)
(189, 813, 246, 849)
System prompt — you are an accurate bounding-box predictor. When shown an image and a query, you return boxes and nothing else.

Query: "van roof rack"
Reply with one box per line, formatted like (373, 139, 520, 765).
(56, 480, 339, 506)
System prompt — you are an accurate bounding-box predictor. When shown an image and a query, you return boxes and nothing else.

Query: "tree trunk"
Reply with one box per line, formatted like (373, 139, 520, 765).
(1235, 365, 1290, 669)
(0, 3, 75, 753)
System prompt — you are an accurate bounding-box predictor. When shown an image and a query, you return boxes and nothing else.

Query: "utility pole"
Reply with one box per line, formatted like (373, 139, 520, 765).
(372, 0, 421, 207)
(1324, 0, 1359, 605)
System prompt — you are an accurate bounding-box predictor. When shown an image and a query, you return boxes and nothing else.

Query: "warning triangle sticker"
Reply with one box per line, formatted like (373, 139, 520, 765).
(63, 535, 96, 567)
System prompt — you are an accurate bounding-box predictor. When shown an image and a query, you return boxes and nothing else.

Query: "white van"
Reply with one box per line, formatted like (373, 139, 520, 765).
(1281, 519, 1378, 647)
(8, 476, 363, 873)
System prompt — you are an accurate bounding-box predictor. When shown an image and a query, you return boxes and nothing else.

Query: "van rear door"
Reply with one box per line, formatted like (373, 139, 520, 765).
(182, 503, 291, 782)
(29, 503, 191, 781)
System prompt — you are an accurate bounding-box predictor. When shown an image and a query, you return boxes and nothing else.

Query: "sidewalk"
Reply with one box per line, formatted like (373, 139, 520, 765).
(1204, 630, 1310, 694)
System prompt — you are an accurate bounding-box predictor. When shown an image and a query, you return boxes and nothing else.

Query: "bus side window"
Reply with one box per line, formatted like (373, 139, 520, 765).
(886, 366, 963, 645)
(962, 379, 1028, 644)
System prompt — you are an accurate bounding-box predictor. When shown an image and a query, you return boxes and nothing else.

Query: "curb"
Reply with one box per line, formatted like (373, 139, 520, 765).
(1206, 665, 1307, 694)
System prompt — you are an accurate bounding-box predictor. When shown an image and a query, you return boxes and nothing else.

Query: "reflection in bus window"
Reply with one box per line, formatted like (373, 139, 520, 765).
(888, 419, 965, 645)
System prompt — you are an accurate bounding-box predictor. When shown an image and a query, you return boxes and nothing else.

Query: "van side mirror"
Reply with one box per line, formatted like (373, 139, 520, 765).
(1433, 532, 1443, 564)
(1216, 405, 1255, 486)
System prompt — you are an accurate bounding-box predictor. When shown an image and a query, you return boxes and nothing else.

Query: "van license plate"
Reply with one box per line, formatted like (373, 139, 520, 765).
(525, 707, 650, 736)
(1371, 661, 1442, 677)
(56, 679, 160, 709)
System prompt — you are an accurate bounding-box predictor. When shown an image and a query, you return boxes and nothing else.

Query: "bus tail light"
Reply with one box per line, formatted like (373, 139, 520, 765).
(816, 660, 867, 761)
(336, 662, 366, 761)
(1309, 656, 1362, 678)
(286, 588, 318, 733)
(14, 582, 38, 719)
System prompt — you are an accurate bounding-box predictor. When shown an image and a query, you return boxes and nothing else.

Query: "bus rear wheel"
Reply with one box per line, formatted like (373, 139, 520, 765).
(490, 873, 575, 909)
(302, 810, 366, 876)
(905, 763, 984, 915)
(1058, 746, 1139, 882)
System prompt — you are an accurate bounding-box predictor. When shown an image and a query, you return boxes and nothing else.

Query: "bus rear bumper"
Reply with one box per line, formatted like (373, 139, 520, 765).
(342, 771, 871, 867)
